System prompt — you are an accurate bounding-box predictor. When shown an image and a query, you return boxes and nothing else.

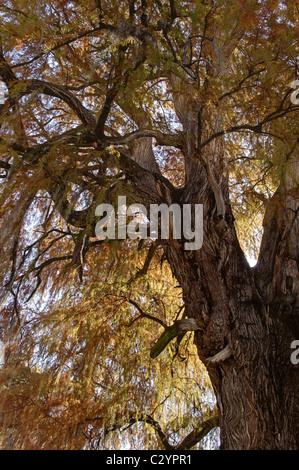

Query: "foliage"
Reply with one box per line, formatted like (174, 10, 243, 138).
(0, 243, 215, 449)
(0, 0, 297, 450)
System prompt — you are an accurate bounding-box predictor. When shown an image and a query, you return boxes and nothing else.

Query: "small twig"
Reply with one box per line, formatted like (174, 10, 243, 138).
(126, 298, 166, 328)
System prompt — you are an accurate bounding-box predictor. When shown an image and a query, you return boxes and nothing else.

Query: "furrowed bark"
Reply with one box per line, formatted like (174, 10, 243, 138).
(123, 96, 299, 449)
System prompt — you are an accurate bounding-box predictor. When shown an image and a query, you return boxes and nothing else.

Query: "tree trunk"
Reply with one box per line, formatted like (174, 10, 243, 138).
(121, 100, 299, 449)
(162, 211, 298, 449)
(162, 152, 299, 449)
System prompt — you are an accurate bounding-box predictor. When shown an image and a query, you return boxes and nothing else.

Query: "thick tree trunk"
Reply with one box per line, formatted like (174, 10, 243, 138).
(117, 31, 299, 446)
(209, 323, 299, 450)
(164, 221, 298, 449)
(123, 117, 299, 449)
(162, 156, 299, 449)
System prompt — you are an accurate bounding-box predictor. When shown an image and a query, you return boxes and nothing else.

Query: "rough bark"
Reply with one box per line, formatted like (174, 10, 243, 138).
(127, 152, 299, 449)
(122, 81, 299, 448)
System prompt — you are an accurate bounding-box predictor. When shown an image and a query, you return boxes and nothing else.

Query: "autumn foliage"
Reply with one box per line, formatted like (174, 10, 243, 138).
(0, 0, 298, 450)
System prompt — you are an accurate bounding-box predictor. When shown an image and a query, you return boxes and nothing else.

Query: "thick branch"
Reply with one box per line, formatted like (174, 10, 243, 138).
(107, 129, 183, 148)
(23, 79, 97, 130)
(44, 171, 97, 230)
(100, 412, 219, 450)
(176, 415, 219, 450)
(140, 415, 174, 450)
(150, 318, 201, 358)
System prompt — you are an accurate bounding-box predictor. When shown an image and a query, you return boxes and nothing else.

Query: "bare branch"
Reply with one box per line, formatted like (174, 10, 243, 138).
(127, 298, 166, 328)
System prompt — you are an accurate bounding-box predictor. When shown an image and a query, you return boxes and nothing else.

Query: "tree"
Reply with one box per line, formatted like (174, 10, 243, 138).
(0, 0, 298, 450)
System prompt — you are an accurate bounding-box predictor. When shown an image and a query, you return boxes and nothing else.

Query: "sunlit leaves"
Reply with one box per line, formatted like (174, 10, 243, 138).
(0, 239, 214, 449)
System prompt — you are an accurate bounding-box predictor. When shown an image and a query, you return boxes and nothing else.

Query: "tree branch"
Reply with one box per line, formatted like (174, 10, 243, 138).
(11, 26, 103, 69)
(128, 241, 159, 284)
(200, 93, 298, 150)
(89, 412, 219, 450)
(150, 318, 201, 358)
(126, 298, 166, 328)
(175, 415, 219, 450)
(107, 128, 183, 148)
(0, 52, 96, 130)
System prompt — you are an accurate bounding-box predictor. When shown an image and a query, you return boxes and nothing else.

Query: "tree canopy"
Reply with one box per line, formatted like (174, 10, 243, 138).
(0, 0, 298, 450)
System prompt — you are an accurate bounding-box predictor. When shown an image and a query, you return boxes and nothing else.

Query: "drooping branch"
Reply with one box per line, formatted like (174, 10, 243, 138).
(0, 181, 38, 251)
(26, 255, 73, 301)
(11, 26, 103, 69)
(0, 52, 97, 130)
